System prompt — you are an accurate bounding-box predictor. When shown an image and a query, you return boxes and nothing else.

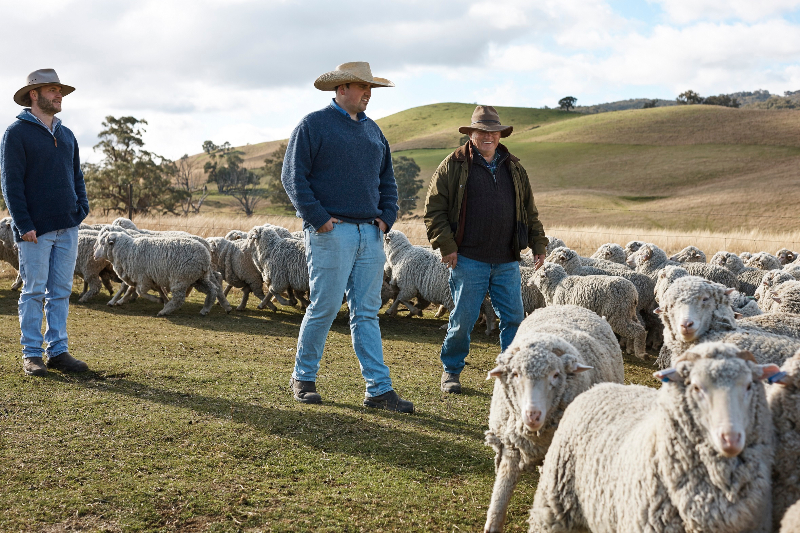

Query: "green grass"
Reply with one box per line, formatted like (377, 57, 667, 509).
(0, 279, 659, 532)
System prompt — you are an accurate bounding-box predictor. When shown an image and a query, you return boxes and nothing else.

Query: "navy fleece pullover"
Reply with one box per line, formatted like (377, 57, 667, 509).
(281, 102, 398, 231)
(1, 110, 89, 241)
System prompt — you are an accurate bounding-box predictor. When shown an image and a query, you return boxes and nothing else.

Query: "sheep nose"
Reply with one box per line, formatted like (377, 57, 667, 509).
(680, 320, 694, 331)
(523, 408, 543, 430)
(719, 431, 744, 457)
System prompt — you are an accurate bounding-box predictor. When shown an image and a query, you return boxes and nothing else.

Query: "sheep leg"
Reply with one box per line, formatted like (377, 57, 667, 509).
(236, 287, 251, 311)
(385, 298, 403, 316)
(108, 282, 128, 306)
(482, 297, 498, 335)
(223, 283, 233, 296)
(100, 271, 116, 296)
(10, 272, 23, 291)
(207, 275, 232, 313)
(158, 283, 189, 316)
(434, 304, 447, 318)
(78, 275, 104, 303)
(269, 287, 295, 307)
(294, 289, 310, 309)
(117, 284, 138, 305)
(611, 317, 648, 359)
(484, 447, 521, 533)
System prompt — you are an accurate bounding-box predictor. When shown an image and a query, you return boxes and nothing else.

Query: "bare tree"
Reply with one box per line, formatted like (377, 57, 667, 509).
(173, 154, 209, 215)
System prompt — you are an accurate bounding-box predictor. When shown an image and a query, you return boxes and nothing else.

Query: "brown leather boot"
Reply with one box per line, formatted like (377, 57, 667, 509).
(441, 372, 462, 394)
(291, 378, 322, 404)
(23, 357, 47, 376)
(46, 352, 89, 373)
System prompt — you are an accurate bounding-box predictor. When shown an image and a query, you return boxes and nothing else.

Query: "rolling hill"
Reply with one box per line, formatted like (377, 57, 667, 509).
(187, 103, 800, 232)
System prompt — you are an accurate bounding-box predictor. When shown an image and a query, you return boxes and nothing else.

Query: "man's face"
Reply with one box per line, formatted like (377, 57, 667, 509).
(31, 85, 62, 114)
(338, 83, 372, 114)
(470, 129, 501, 154)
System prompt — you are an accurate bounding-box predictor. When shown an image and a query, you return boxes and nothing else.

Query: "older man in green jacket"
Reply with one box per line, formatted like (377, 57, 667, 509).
(424, 105, 548, 393)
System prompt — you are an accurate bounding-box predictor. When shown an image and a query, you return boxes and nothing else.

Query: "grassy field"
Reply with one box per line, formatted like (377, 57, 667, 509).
(0, 267, 659, 532)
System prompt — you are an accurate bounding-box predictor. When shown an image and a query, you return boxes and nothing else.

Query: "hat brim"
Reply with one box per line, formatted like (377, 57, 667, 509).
(314, 72, 394, 91)
(13, 83, 75, 106)
(459, 124, 513, 138)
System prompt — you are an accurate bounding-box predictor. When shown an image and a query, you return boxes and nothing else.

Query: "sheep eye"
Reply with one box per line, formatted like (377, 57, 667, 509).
(510, 372, 519, 379)
(702, 297, 710, 302)
(746, 382, 752, 391)
(552, 373, 560, 380)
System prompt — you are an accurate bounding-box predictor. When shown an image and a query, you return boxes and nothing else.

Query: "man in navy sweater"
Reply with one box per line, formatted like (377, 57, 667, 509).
(281, 62, 413, 413)
(1, 69, 90, 376)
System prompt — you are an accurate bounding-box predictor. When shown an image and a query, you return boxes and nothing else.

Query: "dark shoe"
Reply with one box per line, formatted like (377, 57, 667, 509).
(363, 390, 414, 414)
(46, 352, 89, 373)
(23, 357, 47, 376)
(441, 372, 462, 394)
(291, 378, 322, 404)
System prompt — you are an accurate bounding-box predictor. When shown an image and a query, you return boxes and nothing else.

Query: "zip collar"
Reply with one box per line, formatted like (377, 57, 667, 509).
(17, 109, 62, 146)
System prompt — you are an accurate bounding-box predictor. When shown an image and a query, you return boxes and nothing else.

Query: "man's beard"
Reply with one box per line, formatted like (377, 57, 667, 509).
(36, 94, 60, 115)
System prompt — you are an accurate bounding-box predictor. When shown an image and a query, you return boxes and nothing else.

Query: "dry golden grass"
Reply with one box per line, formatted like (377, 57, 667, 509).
(84, 214, 800, 258)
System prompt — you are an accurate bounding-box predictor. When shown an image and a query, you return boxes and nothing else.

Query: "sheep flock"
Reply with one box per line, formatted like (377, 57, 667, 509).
(3, 218, 800, 532)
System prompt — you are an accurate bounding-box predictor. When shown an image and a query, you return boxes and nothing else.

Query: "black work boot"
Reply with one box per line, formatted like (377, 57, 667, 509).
(363, 390, 414, 414)
(46, 352, 89, 373)
(23, 357, 47, 376)
(291, 378, 322, 404)
(441, 372, 462, 393)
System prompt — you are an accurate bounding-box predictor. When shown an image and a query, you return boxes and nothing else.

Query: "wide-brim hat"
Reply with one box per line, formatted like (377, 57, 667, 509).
(314, 62, 394, 91)
(13, 68, 75, 106)
(459, 105, 513, 138)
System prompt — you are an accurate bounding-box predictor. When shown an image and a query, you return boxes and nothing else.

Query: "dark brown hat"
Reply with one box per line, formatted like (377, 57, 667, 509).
(458, 105, 512, 138)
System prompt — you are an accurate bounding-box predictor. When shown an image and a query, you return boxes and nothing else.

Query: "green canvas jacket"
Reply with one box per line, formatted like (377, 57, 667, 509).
(423, 142, 548, 259)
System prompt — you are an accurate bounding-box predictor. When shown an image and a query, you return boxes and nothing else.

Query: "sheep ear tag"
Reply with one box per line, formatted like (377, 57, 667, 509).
(653, 368, 681, 383)
(758, 364, 787, 384)
(487, 365, 506, 380)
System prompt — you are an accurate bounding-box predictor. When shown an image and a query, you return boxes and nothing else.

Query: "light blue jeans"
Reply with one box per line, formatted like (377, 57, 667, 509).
(440, 255, 525, 374)
(17, 226, 79, 359)
(293, 222, 393, 397)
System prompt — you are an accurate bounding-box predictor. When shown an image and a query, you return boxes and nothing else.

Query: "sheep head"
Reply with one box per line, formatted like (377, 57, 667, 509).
(660, 276, 736, 343)
(488, 333, 592, 432)
(93, 231, 125, 262)
(656, 341, 779, 458)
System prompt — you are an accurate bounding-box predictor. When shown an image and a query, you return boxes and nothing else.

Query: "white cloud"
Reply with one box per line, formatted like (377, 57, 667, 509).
(652, 0, 800, 23)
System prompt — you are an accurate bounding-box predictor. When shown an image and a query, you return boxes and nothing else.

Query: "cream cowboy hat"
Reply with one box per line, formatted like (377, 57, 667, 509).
(13, 68, 75, 106)
(314, 62, 394, 91)
(458, 105, 513, 138)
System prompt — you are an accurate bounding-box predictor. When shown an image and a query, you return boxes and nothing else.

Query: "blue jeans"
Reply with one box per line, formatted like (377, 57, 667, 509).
(440, 255, 524, 374)
(17, 226, 79, 359)
(293, 222, 393, 397)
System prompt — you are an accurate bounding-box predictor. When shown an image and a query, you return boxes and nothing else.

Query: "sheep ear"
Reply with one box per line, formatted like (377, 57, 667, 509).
(724, 288, 735, 295)
(734, 312, 743, 319)
(487, 365, 506, 380)
(737, 350, 757, 363)
(644, 249, 652, 260)
(571, 364, 593, 374)
(772, 296, 782, 303)
(755, 364, 784, 383)
(653, 307, 662, 314)
(654, 368, 682, 383)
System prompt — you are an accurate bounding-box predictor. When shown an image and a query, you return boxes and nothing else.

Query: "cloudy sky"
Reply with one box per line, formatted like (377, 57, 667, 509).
(2, 0, 799, 163)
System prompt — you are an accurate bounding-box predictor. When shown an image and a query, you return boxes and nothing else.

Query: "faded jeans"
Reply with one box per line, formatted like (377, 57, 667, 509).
(17, 226, 79, 359)
(293, 222, 393, 397)
(440, 255, 525, 374)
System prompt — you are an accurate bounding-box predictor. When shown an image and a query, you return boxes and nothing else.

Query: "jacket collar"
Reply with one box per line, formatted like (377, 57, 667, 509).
(453, 141, 519, 163)
(17, 109, 61, 134)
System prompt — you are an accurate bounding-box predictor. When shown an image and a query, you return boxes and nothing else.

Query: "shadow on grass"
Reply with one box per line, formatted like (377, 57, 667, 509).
(67, 373, 492, 474)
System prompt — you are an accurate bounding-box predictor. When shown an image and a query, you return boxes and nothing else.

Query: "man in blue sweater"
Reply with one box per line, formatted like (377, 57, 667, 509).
(1, 69, 90, 376)
(281, 62, 413, 413)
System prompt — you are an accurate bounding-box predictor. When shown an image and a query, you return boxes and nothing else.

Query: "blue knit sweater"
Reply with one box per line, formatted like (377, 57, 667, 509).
(1, 111, 89, 241)
(281, 102, 398, 231)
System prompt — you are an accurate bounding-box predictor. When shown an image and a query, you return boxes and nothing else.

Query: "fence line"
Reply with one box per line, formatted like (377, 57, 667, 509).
(538, 204, 798, 221)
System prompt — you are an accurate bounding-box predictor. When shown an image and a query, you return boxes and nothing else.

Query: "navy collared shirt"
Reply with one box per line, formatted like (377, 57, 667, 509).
(331, 98, 368, 123)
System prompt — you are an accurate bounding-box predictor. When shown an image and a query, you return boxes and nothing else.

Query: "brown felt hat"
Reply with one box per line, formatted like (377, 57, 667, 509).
(459, 105, 513, 138)
(314, 62, 394, 91)
(13, 68, 75, 106)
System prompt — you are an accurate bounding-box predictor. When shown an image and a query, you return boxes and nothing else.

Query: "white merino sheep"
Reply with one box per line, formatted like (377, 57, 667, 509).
(624, 240, 645, 257)
(207, 236, 272, 311)
(0, 217, 22, 290)
(776, 248, 798, 266)
(529, 342, 777, 533)
(94, 231, 231, 316)
(382, 230, 452, 316)
(656, 276, 800, 368)
(746, 251, 783, 271)
(589, 243, 626, 265)
(767, 349, 800, 530)
(710, 251, 764, 296)
(654, 265, 689, 305)
(545, 237, 565, 255)
(628, 242, 739, 289)
(754, 270, 796, 312)
(483, 305, 624, 533)
(246, 226, 309, 308)
(530, 262, 647, 359)
(74, 229, 119, 303)
(669, 245, 707, 263)
(518, 266, 546, 315)
(224, 229, 248, 241)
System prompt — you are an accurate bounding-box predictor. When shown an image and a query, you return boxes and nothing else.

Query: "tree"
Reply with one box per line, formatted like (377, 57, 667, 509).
(642, 99, 658, 109)
(676, 90, 703, 105)
(202, 140, 264, 216)
(703, 94, 741, 108)
(261, 143, 292, 207)
(173, 154, 209, 215)
(392, 155, 422, 216)
(84, 116, 187, 216)
(558, 96, 577, 111)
